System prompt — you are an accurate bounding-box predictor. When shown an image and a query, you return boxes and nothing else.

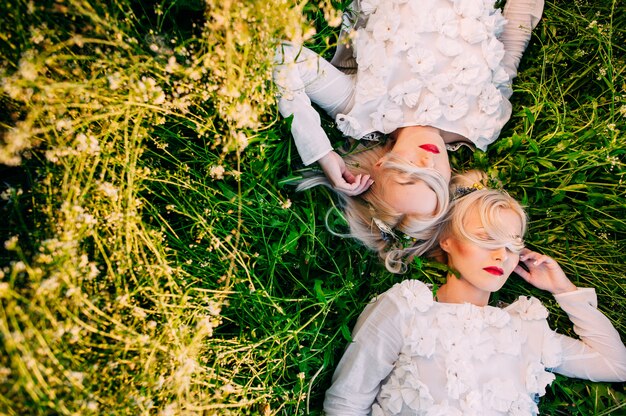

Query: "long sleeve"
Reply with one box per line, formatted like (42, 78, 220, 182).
(324, 291, 406, 415)
(499, 0, 544, 79)
(273, 43, 355, 166)
(551, 288, 626, 382)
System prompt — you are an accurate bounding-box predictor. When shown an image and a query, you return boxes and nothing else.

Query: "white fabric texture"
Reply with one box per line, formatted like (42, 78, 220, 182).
(324, 280, 626, 415)
(273, 0, 544, 165)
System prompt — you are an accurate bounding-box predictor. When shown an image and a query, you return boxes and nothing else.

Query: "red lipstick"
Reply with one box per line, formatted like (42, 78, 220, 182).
(483, 267, 504, 276)
(419, 144, 440, 154)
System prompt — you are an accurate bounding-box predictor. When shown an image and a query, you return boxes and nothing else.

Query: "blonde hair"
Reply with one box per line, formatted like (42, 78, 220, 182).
(297, 142, 449, 273)
(427, 170, 527, 263)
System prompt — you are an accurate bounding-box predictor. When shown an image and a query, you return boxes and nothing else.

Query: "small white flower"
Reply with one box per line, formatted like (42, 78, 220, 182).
(436, 36, 464, 57)
(453, 0, 486, 19)
(209, 165, 225, 180)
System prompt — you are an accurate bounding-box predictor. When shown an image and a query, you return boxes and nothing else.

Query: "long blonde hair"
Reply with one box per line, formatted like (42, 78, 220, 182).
(426, 170, 527, 263)
(297, 142, 449, 273)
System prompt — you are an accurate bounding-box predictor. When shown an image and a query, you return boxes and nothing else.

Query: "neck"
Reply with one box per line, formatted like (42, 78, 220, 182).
(437, 273, 491, 306)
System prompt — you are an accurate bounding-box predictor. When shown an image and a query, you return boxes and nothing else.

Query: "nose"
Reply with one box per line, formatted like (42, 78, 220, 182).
(416, 153, 435, 168)
(492, 246, 508, 262)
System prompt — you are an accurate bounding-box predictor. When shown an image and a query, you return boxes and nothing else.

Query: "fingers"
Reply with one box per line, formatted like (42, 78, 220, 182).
(335, 174, 374, 196)
(520, 250, 556, 269)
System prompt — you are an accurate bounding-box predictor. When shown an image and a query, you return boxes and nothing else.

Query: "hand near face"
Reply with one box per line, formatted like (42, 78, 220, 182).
(318, 151, 374, 196)
(514, 248, 577, 295)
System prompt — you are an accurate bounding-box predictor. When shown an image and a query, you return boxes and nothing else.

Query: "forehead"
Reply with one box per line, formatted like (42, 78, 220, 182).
(463, 206, 522, 235)
(379, 178, 438, 216)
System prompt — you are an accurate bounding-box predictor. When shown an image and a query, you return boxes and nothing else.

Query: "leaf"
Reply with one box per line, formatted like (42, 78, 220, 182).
(313, 279, 326, 304)
(340, 322, 352, 342)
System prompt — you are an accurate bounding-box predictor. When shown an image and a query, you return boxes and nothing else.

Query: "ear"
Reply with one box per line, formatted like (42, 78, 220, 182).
(439, 237, 452, 253)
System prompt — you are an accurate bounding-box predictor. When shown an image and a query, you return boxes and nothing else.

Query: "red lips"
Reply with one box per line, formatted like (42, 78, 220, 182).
(483, 267, 504, 276)
(419, 144, 440, 154)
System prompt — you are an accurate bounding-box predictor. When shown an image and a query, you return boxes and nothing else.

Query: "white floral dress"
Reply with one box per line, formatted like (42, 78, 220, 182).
(324, 280, 626, 415)
(336, 0, 513, 150)
(274, 0, 545, 165)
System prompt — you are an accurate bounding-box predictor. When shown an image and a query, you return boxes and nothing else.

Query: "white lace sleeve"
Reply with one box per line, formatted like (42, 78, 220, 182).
(550, 288, 626, 382)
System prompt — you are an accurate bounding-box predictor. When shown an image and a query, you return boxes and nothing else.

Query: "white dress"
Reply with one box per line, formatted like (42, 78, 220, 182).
(324, 280, 626, 415)
(273, 0, 544, 165)
(335, 0, 513, 150)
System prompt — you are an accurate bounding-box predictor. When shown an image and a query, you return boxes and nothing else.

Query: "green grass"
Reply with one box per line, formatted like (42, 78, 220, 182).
(0, 0, 624, 414)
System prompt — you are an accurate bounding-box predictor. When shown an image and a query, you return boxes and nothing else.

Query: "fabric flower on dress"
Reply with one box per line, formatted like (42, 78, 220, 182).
(441, 93, 470, 121)
(541, 331, 563, 369)
(459, 17, 489, 43)
(371, 101, 403, 133)
(371, 7, 400, 41)
(466, 112, 496, 145)
(460, 390, 484, 416)
(453, 0, 486, 19)
(484, 306, 511, 328)
(356, 71, 387, 103)
(451, 53, 490, 86)
(445, 356, 475, 399)
(355, 30, 387, 71)
(424, 401, 463, 416)
(483, 378, 518, 413)
(405, 315, 438, 358)
(492, 66, 511, 85)
(414, 93, 443, 124)
(482, 8, 507, 36)
(392, 26, 420, 53)
(399, 280, 434, 312)
(377, 370, 434, 414)
(525, 362, 556, 396)
(390, 79, 424, 108)
(482, 37, 506, 69)
(509, 393, 539, 416)
(407, 48, 436, 75)
(360, 0, 381, 16)
(370, 403, 384, 416)
(335, 113, 362, 137)
(433, 8, 460, 38)
(515, 297, 549, 321)
(478, 84, 503, 115)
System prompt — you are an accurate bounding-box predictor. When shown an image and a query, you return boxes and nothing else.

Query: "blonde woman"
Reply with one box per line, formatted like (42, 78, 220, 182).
(274, 0, 544, 271)
(323, 171, 626, 414)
